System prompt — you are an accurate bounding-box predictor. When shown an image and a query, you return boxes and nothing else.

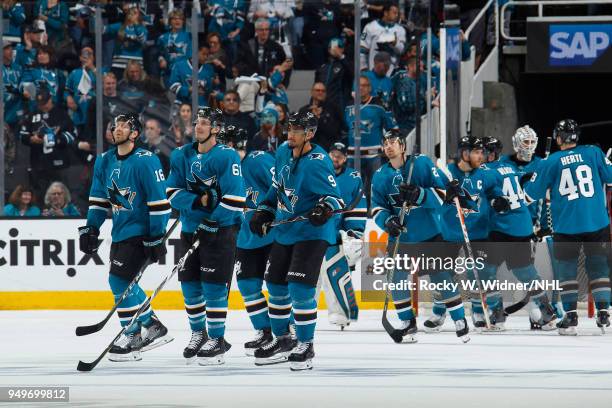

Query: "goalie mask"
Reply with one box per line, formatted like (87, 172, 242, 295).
(512, 125, 538, 162)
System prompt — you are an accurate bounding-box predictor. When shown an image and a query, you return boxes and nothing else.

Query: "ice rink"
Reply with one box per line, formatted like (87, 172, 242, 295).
(2, 309, 611, 408)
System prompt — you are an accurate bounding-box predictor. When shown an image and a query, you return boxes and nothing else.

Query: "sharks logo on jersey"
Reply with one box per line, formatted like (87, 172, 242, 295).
(458, 179, 482, 217)
(245, 187, 259, 209)
(187, 161, 217, 194)
(350, 170, 361, 179)
(276, 165, 299, 213)
(107, 169, 136, 213)
(387, 174, 404, 208)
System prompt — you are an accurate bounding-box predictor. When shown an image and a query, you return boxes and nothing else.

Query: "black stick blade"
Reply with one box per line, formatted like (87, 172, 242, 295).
(75, 322, 103, 336)
(77, 360, 96, 372)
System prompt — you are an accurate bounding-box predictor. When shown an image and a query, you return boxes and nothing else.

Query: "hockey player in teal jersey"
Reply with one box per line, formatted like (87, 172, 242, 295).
(482, 136, 557, 330)
(524, 119, 612, 335)
(220, 126, 277, 356)
(166, 108, 246, 364)
(317, 142, 367, 329)
(249, 111, 344, 370)
(371, 130, 470, 343)
(430, 137, 511, 331)
(79, 114, 173, 362)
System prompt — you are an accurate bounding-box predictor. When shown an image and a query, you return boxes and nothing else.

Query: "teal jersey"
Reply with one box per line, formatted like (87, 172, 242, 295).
(486, 159, 533, 237)
(500, 154, 544, 224)
(334, 167, 368, 239)
(166, 143, 246, 233)
(263, 142, 344, 245)
(86, 147, 171, 242)
(524, 145, 612, 234)
(439, 163, 502, 242)
(238, 150, 276, 249)
(371, 155, 445, 243)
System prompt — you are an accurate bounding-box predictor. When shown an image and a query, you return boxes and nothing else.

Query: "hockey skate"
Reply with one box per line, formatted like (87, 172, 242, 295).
(140, 315, 174, 352)
(557, 311, 578, 336)
(197, 337, 232, 366)
(108, 330, 143, 362)
(328, 312, 351, 330)
(244, 328, 273, 356)
(254, 334, 297, 366)
(423, 313, 446, 333)
(471, 312, 486, 331)
(530, 301, 557, 331)
(183, 330, 208, 364)
(288, 342, 315, 371)
(454, 318, 470, 343)
(485, 305, 506, 332)
(596, 310, 610, 334)
(396, 318, 418, 343)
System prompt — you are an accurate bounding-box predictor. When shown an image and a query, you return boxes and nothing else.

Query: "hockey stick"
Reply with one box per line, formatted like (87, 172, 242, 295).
(77, 239, 200, 372)
(437, 161, 493, 330)
(381, 152, 417, 343)
(75, 218, 180, 336)
(267, 188, 365, 228)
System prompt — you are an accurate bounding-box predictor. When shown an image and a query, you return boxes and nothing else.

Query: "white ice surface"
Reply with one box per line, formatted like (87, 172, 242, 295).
(1, 310, 611, 408)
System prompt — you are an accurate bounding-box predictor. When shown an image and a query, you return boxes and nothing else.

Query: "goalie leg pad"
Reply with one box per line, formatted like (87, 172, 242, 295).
(322, 245, 359, 322)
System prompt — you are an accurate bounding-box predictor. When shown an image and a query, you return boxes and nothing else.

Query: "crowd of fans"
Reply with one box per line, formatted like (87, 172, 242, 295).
(2, 0, 494, 217)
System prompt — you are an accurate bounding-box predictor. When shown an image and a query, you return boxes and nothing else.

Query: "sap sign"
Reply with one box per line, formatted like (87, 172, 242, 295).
(549, 24, 612, 66)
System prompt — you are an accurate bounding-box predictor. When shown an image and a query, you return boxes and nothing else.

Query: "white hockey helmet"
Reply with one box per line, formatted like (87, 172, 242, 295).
(512, 125, 538, 161)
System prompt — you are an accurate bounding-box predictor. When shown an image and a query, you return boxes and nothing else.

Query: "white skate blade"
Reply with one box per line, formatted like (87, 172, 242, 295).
(459, 334, 470, 343)
(540, 321, 557, 331)
(245, 348, 256, 357)
(198, 354, 225, 366)
(141, 334, 174, 352)
(401, 334, 418, 344)
(423, 325, 442, 333)
(185, 356, 198, 365)
(254, 352, 290, 366)
(108, 350, 142, 362)
(558, 326, 577, 336)
(289, 359, 313, 371)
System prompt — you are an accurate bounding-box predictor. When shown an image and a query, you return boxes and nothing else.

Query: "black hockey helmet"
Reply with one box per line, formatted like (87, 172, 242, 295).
(112, 113, 142, 136)
(553, 119, 580, 144)
(458, 136, 484, 153)
(194, 107, 224, 128)
(381, 129, 405, 147)
(329, 141, 348, 156)
(288, 111, 318, 132)
(220, 125, 248, 150)
(483, 136, 503, 159)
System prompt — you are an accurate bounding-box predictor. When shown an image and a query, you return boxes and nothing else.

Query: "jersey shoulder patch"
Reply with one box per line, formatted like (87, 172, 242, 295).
(308, 152, 325, 161)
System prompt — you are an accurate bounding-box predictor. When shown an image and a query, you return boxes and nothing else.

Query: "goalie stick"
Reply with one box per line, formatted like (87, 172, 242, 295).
(75, 218, 180, 336)
(77, 239, 200, 372)
(381, 149, 417, 343)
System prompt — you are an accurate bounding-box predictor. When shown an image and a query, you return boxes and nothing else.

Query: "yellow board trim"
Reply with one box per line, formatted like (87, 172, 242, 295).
(0, 291, 387, 310)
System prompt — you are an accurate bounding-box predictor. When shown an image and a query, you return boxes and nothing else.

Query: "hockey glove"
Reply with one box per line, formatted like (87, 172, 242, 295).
(519, 172, 534, 187)
(444, 180, 470, 208)
(399, 182, 426, 206)
(194, 219, 219, 245)
(384, 215, 405, 238)
(308, 200, 334, 227)
(193, 188, 219, 211)
(491, 196, 511, 213)
(143, 236, 167, 263)
(78, 225, 100, 254)
(249, 203, 276, 236)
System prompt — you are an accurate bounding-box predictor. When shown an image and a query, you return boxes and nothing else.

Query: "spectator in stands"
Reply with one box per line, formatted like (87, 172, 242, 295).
(315, 37, 353, 113)
(3, 123, 15, 176)
(360, 3, 406, 73)
(104, 3, 147, 75)
(249, 105, 280, 153)
(390, 56, 426, 135)
(364, 52, 393, 107)
(337, 0, 356, 59)
(303, 0, 341, 68)
(221, 90, 256, 141)
(21, 45, 65, 112)
(157, 9, 191, 87)
(2, 0, 26, 43)
(206, 32, 230, 90)
(34, 0, 69, 52)
(247, 0, 294, 38)
(298, 82, 343, 151)
(19, 87, 76, 198)
(171, 103, 194, 146)
(65, 45, 96, 135)
(3, 42, 23, 135)
(143, 118, 175, 175)
(207, 1, 245, 62)
(261, 60, 291, 107)
(169, 44, 218, 109)
(42, 181, 80, 217)
(117, 60, 147, 112)
(274, 103, 289, 140)
(16, 24, 45, 68)
(235, 18, 290, 86)
(3, 185, 41, 216)
(344, 75, 397, 192)
(69, 5, 94, 52)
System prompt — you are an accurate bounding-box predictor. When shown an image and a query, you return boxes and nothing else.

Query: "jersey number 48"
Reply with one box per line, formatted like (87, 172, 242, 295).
(559, 165, 594, 200)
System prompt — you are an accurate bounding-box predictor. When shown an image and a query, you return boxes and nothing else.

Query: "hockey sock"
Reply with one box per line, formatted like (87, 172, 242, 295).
(288, 282, 318, 343)
(108, 274, 152, 331)
(180, 281, 206, 332)
(391, 269, 415, 321)
(267, 282, 292, 337)
(432, 298, 447, 317)
(430, 271, 464, 320)
(202, 282, 228, 339)
(237, 277, 271, 330)
(445, 295, 465, 321)
(557, 258, 579, 311)
(586, 255, 611, 308)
